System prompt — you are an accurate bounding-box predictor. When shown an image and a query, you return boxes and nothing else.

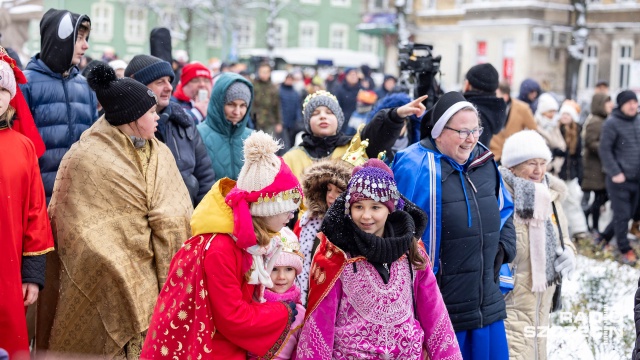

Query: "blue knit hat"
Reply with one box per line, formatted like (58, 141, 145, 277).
(124, 54, 175, 85)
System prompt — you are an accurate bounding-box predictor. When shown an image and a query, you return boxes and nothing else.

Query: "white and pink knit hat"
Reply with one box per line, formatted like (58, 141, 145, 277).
(274, 227, 304, 275)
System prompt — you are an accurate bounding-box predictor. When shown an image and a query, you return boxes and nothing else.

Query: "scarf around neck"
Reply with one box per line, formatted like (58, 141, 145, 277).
(264, 283, 302, 304)
(500, 167, 558, 292)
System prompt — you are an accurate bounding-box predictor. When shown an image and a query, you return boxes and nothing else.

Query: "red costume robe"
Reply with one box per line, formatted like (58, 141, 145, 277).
(0, 128, 54, 357)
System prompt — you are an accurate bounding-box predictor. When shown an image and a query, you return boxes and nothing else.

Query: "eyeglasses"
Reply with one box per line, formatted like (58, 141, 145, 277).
(444, 126, 484, 139)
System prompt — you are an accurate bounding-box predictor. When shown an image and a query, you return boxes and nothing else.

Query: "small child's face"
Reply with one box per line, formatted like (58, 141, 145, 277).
(326, 183, 343, 208)
(270, 266, 297, 294)
(264, 211, 295, 232)
(350, 199, 389, 237)
(309, 106, 338, 138)
(0, 88, 10, 117)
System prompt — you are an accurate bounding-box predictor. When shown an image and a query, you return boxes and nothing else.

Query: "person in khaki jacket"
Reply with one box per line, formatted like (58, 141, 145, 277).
(491, 81, 537, 163)
(498, 130, 576, 360)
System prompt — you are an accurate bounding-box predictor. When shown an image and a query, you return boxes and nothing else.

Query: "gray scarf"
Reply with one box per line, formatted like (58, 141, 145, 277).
(500, 167, 559, 290)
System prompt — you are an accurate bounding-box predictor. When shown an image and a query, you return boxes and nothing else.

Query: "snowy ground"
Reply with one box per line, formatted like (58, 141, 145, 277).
(547, 255, 639, 359)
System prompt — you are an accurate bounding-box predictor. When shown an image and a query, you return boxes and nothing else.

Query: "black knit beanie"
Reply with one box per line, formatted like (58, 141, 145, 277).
(420, 91, 474, 140)
(124, 54, 174, 85)
(616, 90, 638, 108)
(87, 62, 157, 126)
(465, 63, 499, 93)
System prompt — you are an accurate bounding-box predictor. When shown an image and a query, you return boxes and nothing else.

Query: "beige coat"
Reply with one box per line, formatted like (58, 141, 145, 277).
(490, 98, 538, 162)
(503, 174, 576, 360)
(535, 114, 567, 176)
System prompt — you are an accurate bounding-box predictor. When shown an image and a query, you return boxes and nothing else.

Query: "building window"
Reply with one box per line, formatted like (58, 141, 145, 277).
(359, 34, 378, 54)
(617, 43, 633, 89)
(274, 19, 288, 48)
(329, 24, 349, 49)
(331, 0, 351, 7)
(298, 21, 318, 48)
(300, 0, 320, 5)
(124, 6, 148, 43)
(90, 3, 114, 41)
(369, 0, 390, 10)
(207, 15, 223, 48)
(235, 19, 256, 48)
(583, 44, 598, 89)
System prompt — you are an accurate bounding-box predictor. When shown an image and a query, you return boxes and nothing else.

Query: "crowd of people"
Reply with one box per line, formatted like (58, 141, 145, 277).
(3, 6, 640, 360)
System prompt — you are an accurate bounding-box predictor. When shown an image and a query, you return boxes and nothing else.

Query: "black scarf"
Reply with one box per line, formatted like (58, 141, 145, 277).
(321, 193, 427, 283)
(300, 132, 352, 159)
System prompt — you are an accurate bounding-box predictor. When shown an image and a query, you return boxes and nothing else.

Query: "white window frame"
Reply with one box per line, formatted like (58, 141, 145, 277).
(614, 41, 633, 90)
(329, 23, 349, 49)
(331, 0, 351, 8)
(274, 18, 288, 48)
(300, 0, 321, 5)
(90, 2, 114, 42)
(582, 44, 598, 89)
(124, 6, 148, 44)
(207, 14, 223, 48)
(358, 33, 378, 54)
(298, 21, 319, 48)
(234, 18, 256, 49)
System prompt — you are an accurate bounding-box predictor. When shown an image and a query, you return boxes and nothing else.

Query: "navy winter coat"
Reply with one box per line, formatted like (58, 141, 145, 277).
(20, 57, 98, 202)
(156, 102, 216, 206)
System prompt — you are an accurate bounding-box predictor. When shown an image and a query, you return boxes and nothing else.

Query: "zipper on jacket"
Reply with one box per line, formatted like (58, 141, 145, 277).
(62, 77, 73, 133)
(466, 169, 484, 328)
(172, 130, 182, 161)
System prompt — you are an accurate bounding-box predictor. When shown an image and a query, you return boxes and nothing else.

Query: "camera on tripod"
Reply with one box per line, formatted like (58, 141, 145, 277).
(398, 43, 442, 109)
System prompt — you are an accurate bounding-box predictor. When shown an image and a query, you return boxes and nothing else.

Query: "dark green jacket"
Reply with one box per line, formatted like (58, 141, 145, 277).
(197, 73, 254, 181)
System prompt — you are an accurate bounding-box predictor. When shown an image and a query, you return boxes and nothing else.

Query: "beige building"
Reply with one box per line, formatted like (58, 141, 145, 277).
(409, 0, 640, 101)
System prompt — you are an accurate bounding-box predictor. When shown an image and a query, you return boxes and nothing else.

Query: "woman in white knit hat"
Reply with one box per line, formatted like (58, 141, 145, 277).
(534, 93, 566, 175)
(142, 131, 303, 360)
(499, 130, 577, 360)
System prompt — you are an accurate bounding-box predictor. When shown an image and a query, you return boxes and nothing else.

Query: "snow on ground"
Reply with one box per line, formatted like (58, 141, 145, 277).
(548, 255, 639, 359)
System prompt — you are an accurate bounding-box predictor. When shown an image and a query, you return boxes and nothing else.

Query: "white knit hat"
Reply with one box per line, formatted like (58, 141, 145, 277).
(501, 130, 552, 168)
(236, 131, 302, 216)
(535, 93, 559, 116)
(559, 103, 579, 122)
(0, 59, 16, 99)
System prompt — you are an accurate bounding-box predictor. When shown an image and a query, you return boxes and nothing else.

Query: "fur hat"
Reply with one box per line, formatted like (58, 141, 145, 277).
(301, 159, 352, 218)
(0, 59, 16, 99)
(616, 90, 638, 108)
(87, 62, 158, 126)
(302, 90, 345, 134)
(345, 159, 403, 214)
(535, 93, 559, 116)
(501, 130, 552, 168)
(274, 227, 304, 275)
(465, 63, 499, 93)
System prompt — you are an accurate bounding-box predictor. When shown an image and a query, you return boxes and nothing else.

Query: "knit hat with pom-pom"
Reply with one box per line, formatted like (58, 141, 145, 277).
(233, 131, 303, 217)
(345, 158, 404, 214)
(87, 62, 157, 126)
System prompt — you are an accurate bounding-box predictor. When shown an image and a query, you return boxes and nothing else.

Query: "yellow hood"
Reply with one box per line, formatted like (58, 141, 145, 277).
(191, 178, 236, 236)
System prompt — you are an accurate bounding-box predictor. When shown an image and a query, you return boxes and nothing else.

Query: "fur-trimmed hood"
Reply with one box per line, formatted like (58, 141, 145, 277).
(301, 159, 352, 218)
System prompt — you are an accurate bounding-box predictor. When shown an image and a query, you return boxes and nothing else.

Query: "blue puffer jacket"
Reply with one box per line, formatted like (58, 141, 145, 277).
(156, 102, 216, 206)
(20, 57, 98, 202)
(198, 73, 254, 181)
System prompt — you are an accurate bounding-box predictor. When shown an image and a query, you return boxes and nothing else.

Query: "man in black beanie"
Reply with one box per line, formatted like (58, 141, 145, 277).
(20, 8, 99, 204)
(125, 54, 215, 206)
(599, 89, 640, 265)
(462, 63, 507, 146)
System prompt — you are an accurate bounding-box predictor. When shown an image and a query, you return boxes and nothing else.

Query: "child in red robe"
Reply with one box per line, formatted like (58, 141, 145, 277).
(0, 47, 54, 358)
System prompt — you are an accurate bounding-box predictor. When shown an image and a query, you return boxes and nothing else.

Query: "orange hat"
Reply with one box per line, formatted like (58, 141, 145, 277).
(357, 90, 378, 105)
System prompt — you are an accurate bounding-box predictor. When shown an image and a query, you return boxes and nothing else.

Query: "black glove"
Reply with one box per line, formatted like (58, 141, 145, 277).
(493, 245, 505, 282)
(287, 302, 298, 323)
(551, 148, 566, 157)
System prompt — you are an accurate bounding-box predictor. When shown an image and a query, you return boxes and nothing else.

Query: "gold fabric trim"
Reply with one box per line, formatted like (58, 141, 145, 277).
(23, 247, 55, 256)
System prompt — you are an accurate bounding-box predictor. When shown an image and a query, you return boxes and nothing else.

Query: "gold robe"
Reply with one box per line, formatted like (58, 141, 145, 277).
(44, 117, 193, 358)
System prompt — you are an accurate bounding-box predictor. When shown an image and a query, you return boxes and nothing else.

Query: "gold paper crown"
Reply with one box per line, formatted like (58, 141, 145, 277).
(277, 231, 305, 260)
(341, 123, 369, 166)
(302, 90, 338, 114)
(256, 187, 303, 204)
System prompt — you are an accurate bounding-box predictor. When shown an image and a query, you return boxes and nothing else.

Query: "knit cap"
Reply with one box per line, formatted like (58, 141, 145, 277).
(87, 62, 158, 126)
(302, 90, 345, 134)
(180, 62, 211, 85)
(357, 90, 378, 105)
(345, 158, 403, 214)
(501, 130, 552, 168)
(0, 59, 16, 99)
(535, 93, 559, 116)
(424, 91, 475, 139)
(559, 103, 579, 122)
(616, 90, 638, 108)
(124, 54, 175, 85)
(465, 63, 499, 93)
(225, 81, 252, 105)
(274, 227, 304, 275)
